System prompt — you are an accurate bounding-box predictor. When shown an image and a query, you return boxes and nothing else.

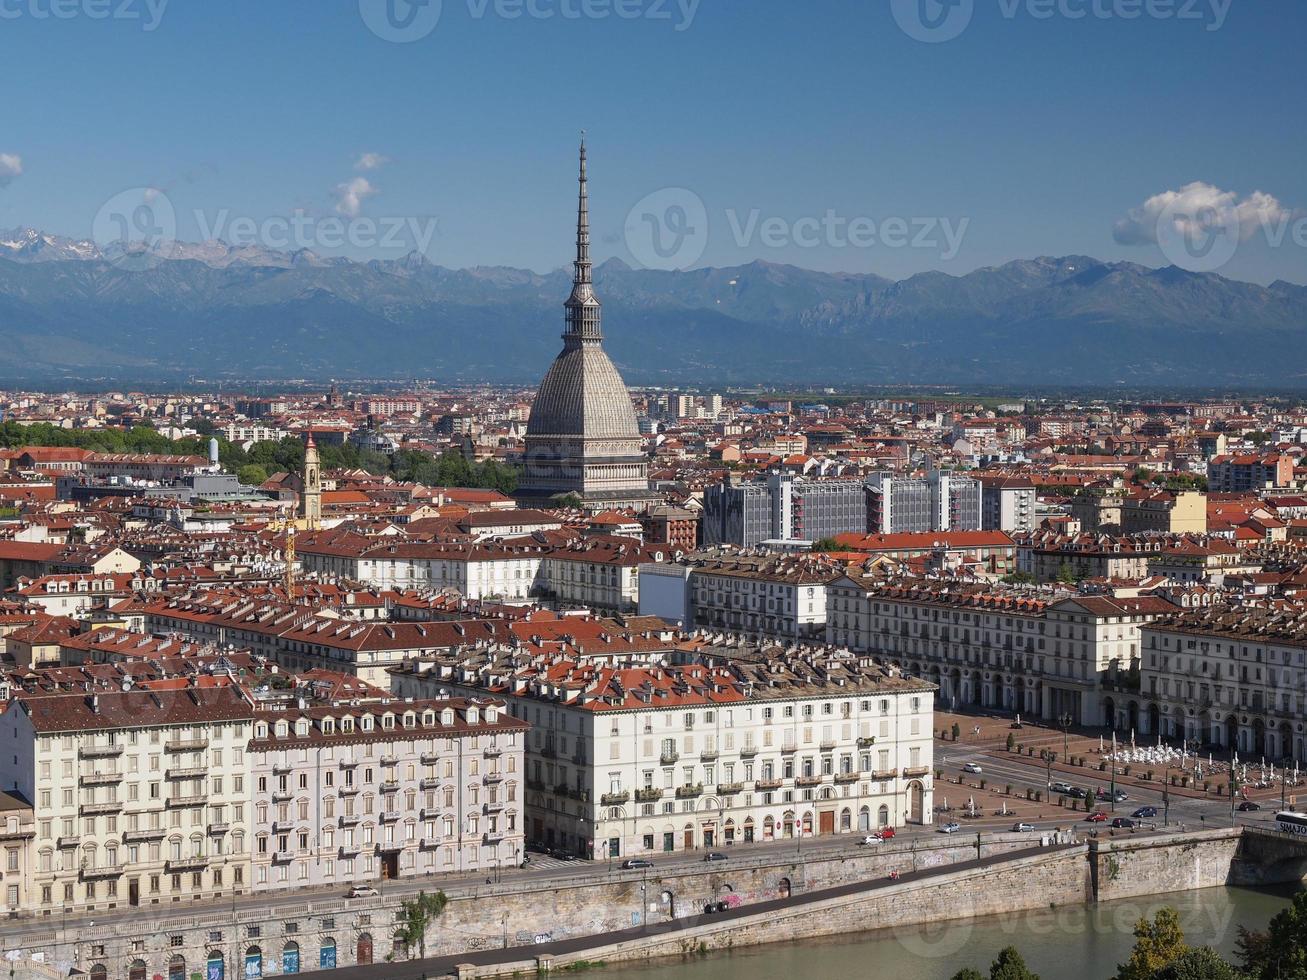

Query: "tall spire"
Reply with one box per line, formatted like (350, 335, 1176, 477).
(564, 134, 602, 342)
(575, 133, 590, 286)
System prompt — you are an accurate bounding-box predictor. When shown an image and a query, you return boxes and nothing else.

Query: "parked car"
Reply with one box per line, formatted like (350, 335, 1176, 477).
(1067, 787, 1088, 800)
(875, 827, 895, 840)
(703, 852, 728, 863)
(621, 858, 654, 869)
(1238, 801, 1262, 812)
(857, 835, 882, 846)
(1111, 817, 1136, 829)
(1011, 822, 1035, 833)
(1132, 806, 1158, 819)
(347, 885, 379, 899)
(962, 762, 983, 774)
(553, 850, 579, 862)
(1112, 789, 1129, 802)
(1050, 781, 1074, 795)
(938, 822, 961, 834)
(1085, 811, 1108, 823)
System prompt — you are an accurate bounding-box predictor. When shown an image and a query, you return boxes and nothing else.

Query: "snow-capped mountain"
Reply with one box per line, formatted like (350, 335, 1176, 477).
(0, 227, 102, 262)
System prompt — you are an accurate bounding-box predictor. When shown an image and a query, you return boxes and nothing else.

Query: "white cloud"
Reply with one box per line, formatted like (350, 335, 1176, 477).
(1114, 181, 1289, 246)
(0, 153, 22, 188)
(334, 176, 377, 217)
(355, 152, 389, 171)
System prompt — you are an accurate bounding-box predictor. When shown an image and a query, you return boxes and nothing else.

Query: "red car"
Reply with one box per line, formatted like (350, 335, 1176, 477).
(875, 827, 896, 840)
(1085, 811, 1108, 822)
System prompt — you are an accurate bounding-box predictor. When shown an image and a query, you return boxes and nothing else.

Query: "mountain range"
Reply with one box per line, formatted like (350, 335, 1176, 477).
(2, 227, 1305, 386)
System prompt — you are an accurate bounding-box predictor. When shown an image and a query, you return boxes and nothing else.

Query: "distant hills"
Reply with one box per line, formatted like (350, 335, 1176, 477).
(2, 227, 1305, 386)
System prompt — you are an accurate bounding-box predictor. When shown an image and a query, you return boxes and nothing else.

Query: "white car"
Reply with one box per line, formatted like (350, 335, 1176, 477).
(347, 885, 379, 899)
(856, 835, 882, 845)
(962, 762, 983, 774)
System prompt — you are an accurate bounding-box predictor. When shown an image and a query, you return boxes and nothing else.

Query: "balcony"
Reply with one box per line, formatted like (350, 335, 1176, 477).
(780, 744, 798, 754)
(675, 783, 703, 799)
(79, 744, 124, 759)
(379, 810, 401, 823)
(339, 759, 359, 769)
(835, 772, 859, 784)
(871, 769, 899, 781)
(484, 800, 505, 814)
(207, 822, 231, 835)
(270, 850, 294, 864)
(378, 840, 405, 854)
(739, 746, 758, 758)
(57, 835, 82, 849)
(700, 749, 719, 761)
(338, 844, 361, 858)
(819, 740, 837, 751)
(540, 745, 558, 759)
(484, 745, 502, 758)
(379, 780, 400, 794)
(166, 766, 207, 780)
(659, 751, 679, 765)
(420, 777, 441, 791)
(380, 754, 399, 766)
(420, 807, 441, 821)
(635, 787, 663, 803)
(80, 864, 123, 880)
(165, 738, 209, 752)
(80, 801, 124, 816)
(271, 790, 293, 803)
(755, 779, 783, 791)
(272, 820, 295, 833)
(79, 771, 123, 786)
(483, 832, 505, 845)
(339, 814, 360, 827)
(903, 766, 931, 778)
(600, 791, 630, 806)
(717, 782, 743, 794)
(484, 771, 504, 784)
(338, 786, 359, 797)
(795, 775, 823, 787)
(856, 737, 876, 748)
(420, 753, 440, 765)
(123, 827, 165, 843)
(420, 837, 440, 850)
(166, 794, 207, 808)
(166, 855, 210, 872)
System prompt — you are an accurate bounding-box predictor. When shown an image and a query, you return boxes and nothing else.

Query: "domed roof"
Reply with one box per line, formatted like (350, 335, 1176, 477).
(527, 342, 639, 440)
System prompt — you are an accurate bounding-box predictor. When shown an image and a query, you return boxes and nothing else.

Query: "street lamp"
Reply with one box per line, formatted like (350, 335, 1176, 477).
(1058, 713, 1073, 760)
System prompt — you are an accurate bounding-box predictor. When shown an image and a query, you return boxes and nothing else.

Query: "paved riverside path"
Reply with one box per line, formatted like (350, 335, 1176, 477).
(298, 840, 1082, 980)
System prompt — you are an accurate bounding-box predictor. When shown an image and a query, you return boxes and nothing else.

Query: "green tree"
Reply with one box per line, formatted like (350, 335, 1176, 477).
(951, 722, 961, 741)
(1006, 733, 1016, 752)
(1233, 925, 1271, 977)
(1056, 563, 1079, 584)
(1001, 571, 1037, 585)
(237, 464, 269, 487)
(1155, 947, 1238, 980)
(1243, 890, 1307, 979)
(949, 970, 986, 980)
(1115, 907, 1188, 980)
(394, 889, 448, 960)
(990, 946, 1040, 980)
(1085, 789, 1097, 812)
(811, 537, 840, 552)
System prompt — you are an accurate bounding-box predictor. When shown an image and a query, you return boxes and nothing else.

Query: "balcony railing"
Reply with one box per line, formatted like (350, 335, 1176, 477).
(819, 740, 837, 751)
(635, 787, 663, 802)
(755, 778, 783, 791)
(856, 737, 876, 747)
(484, 772, 504, 784)
(795, 775, 823, 787)
(780, 744, 798, 754)
(57, 835, 81, 849)
(339, 814, 360, 827)
(338, 844, 361, 858)
(166, 794, 207, 808)
(483, 745, 502, 758)
(166, 855, 210, 872)
(420, 777, 441, 791)
(600, 791, 630, 806)
(717, 782, 743, 794)
(80, 801, 124, 816)
(166, 766, 207, 780)
(338, 786, 359, 797)
(903, 766, 931, 778)
(79, 744, 124, 759)
(380, 810, 401, 823)
(123, 828, 165, 843)
(165, 738, 209, 752)
(835, 772, 859, 784)
(79, 771, 123, 785)
(700, 749, 719, 761)
(659, 751, 679, 765)
(871, 769, 899, 780)
(379, 780, 400, 794)
(675, 784, 703, 799)
(80, 864, 123, 880)
(207, 822, 231, 835)
(271, 790, 293, 803)
(270, 850, 293, 864)
(739, 746, 758, 757)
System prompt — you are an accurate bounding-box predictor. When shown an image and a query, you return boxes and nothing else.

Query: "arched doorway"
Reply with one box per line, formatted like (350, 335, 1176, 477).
(90, 967, 107, 980)
(319, 939, 337, 970)
(244, 947, 263, 979)
(128, 961, 146, 980)
(908, 781, 925, 823)
(782, 813, 794, 839)
(763, 815, 774, 841)
(743, 818, 754, 843)
(660, 889, 676, 918)
(1148, 703, 1161, 739)
(1225, 716, 1238, 751)
(778, 877, 792, 899)
(877, 804, 890, 827)
(168, 955, 185, 980)
(206, 951, 225, 980)
(1103, 697, 1116, 730)
(282, 942, 300, 975)
(840, 808, 851, 832)
(356, 933, 373, 965)
(858, 806, 870, 832)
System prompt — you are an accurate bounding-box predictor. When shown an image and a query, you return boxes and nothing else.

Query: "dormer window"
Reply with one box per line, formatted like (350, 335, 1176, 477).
(274, 721, 288, 738)
(483, 707, 497, 724)
(403, 711, 415, 728)
(255, 723, 268, 739)
(361, 716, 374, 732)
(466, 707, 479, 725)
(422, 711, 435, 727)
(295, 720, 310, 737)
(321, 718, 335, 735)
(342, 718, 355, 733)
(381, 714, 394, 730)
(441, 709, 454, 726)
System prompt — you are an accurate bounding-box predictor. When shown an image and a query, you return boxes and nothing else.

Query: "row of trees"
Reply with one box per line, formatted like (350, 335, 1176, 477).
(0, 422, 519, 493)
(950, 894, 1307, 980)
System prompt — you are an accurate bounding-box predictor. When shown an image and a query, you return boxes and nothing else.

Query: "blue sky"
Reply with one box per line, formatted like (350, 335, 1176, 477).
(1, 0, 1304, 284)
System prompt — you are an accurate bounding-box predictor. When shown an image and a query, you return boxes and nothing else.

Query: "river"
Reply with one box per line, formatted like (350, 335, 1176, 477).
(579, 884, 1302, 980)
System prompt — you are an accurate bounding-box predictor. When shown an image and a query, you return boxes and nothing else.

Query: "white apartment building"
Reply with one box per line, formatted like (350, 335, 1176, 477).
(391, 645, 935, 860)
(826, 572, 1176, 726)
(246, 697, 528, 892)
(0, 689, 254, 915)
(1138, 603, 1307, 762)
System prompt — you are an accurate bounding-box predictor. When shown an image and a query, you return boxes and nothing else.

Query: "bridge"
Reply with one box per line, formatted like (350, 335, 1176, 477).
(1237, 825, 1307, 883)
